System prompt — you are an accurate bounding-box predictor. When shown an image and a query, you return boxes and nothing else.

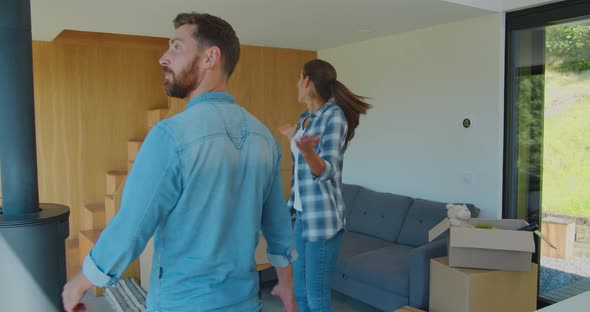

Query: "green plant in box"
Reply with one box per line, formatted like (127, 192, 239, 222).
(474, 223, 495, 229)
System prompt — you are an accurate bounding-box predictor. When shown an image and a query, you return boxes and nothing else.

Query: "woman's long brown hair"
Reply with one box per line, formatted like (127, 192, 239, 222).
(303, 59, 371, 149)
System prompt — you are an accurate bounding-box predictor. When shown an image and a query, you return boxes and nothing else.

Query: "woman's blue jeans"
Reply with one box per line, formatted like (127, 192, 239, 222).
(293, 216, 344, 312)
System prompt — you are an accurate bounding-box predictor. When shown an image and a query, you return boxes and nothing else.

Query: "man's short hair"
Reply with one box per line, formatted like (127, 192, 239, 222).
(174, 12, 240, 78)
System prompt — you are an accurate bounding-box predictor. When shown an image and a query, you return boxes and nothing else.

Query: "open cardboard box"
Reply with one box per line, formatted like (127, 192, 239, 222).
(428, 218, 538, 271)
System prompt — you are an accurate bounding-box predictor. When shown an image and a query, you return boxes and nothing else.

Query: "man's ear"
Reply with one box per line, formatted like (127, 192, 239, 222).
(203, 46, 221, 69)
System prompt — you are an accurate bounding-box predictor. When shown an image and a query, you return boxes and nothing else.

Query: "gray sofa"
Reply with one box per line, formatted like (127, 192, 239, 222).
(332, 184, 480, 311)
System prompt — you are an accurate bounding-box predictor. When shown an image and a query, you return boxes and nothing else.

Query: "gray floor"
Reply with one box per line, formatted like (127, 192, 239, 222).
(83, 284, 382, 312)
(82, 292, 117, 311)
(261, 283, 382, 312)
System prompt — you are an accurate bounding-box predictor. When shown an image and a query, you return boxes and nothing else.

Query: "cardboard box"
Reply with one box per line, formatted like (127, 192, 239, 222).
(429, 257, 537, 312)
(394, 306, 427, 312)
(428, 218, 535, 271)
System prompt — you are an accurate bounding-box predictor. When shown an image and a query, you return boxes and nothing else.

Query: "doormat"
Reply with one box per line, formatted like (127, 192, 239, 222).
(105, 278, 146, 312)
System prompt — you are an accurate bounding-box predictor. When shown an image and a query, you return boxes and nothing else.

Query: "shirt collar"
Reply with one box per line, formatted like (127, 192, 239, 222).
(302, 101, 335, 119)
(185, 92, 237, 111)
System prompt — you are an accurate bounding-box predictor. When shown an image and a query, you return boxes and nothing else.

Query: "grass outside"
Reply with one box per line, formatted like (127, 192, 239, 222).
(542, 70, 590, 217)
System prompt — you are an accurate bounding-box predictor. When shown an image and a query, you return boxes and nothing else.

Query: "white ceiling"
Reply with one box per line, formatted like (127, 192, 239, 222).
(29, 0, 559, 51)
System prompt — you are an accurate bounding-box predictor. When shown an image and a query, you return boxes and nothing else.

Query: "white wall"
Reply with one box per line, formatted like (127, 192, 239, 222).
(319, 13, 505, 218)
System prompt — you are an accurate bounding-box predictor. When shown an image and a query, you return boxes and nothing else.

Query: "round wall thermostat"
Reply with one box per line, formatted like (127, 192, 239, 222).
(463, 118, 471, 128)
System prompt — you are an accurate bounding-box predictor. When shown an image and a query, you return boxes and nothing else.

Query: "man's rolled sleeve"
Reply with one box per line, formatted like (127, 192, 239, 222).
(82, 252, 116, 287)
(267, 250, 294, 268)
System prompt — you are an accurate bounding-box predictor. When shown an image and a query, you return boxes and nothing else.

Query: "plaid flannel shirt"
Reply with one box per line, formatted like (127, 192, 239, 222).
(288, 101, 348, 242)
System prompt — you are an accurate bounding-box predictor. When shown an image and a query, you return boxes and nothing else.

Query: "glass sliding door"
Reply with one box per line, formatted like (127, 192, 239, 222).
(505, 0, 590, 305)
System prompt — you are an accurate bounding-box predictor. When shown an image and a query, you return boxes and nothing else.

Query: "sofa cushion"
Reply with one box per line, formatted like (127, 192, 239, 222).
(335, 232, 393, 281)
(347, 187, 412, 242)
(338, 232, 393, 258)
(396, 199, 448, 247)
(342, 184, 362, 220)
(343, 244, 413, 297)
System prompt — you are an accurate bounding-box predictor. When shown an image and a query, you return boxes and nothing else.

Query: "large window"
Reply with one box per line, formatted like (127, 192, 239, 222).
(505, 0, 590, 305)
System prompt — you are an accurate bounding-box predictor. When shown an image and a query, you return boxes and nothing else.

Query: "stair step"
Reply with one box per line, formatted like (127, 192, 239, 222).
(67, 265, 81, 282)
(127, 140, 143, 162)
(79, 229, 141, 296)
(79, 229, 105, 296)
(66, 239, 80, 281)
(105, 195, 116, 224)
(106, 171, 127, 196)
(147, 108, 169, 130)
(67, 246, 80, 268)
(167, 97, 185, 117)
(82, 203, 106, 230)
(67, 238, 79, 250)
(127, 160, 134, 173)
(79, 230, 102, 251)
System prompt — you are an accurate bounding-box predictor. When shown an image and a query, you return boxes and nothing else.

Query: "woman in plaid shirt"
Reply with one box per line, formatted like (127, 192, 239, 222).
(279, 59, 371, 312)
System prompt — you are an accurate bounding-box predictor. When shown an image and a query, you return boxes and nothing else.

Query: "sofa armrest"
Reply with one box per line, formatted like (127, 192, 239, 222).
(408, 238, 448, 310)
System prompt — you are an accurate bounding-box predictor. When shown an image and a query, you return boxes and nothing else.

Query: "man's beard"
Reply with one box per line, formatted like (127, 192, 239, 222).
(162, 57, 200, 99)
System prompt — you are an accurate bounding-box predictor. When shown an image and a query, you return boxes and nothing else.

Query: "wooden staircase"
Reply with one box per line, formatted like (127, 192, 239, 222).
(80, 170, 137, 295)
(66, 101, 180, 295)
(127, 139, 143, 172)
(66, 238, 81, 282)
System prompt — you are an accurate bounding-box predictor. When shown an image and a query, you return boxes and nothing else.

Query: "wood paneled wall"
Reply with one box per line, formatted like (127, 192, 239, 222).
(229, 45, 315, 197)
(31, 30, 315, 238)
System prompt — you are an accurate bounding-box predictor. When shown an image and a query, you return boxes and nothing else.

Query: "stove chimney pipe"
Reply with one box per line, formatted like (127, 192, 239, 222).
(0, 0, 40, 216)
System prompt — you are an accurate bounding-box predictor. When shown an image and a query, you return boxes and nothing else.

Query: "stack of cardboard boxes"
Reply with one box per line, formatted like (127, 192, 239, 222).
(426, 218, 539, 312)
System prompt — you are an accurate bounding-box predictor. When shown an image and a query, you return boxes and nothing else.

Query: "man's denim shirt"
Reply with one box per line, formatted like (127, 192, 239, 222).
(83, 92, 293, 311)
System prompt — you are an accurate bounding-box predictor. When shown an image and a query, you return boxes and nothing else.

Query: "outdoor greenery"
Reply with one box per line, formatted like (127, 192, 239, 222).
(542, 22, 590, 217)
(546, 23, 590, 72)
(542, 70, 590, 216)
(517, 23, 590, 217)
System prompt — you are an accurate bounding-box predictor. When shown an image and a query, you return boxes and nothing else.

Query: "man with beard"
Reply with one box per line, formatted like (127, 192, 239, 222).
(63, 12, 295, 312)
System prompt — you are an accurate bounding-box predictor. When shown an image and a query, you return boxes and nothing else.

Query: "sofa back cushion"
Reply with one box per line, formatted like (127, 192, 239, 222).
(342, 184, 362, 219)
(396, 199, 481, 247)
(462, 203, 481, 218)
(344, 185, 412, 242)
(396, 199, 448, 247)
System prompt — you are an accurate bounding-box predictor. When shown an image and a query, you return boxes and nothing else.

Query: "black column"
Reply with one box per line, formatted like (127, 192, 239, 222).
(0, 0, 40, 216)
